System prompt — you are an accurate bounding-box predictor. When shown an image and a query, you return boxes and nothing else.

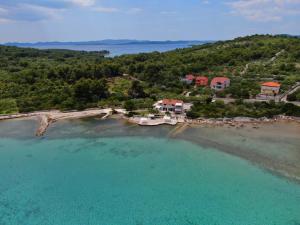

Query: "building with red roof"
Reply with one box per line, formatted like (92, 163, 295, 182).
(162, 99, 183, 105)
(186, 74, 195, 81)
(195, 76, 208, 86)
(181, 74, 195, 85)
(154, 99, 184, 114)
(261, 82, 281, 96)
(210, 77, 230, 91)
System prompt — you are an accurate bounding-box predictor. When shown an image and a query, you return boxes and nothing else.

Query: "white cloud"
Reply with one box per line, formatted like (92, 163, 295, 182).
(22, 3, 64, 19)
(0, 3, 64, 22)
(0, 7, 8, 14)
(228, 0, 300, 22)
(0, 0, 93, 23)
(0, 18, 11, 24)
(160, 11, 177, 15)
(93, 6, 120, 13)
(93, 7, 142, 14)
(0, 0, 142, 23)
(202, 0, 210, 4)
(68, 0, 96, 7)
(126, 8, 142, 14)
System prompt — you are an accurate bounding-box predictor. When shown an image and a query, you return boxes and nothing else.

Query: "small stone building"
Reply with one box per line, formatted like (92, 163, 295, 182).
(261, 82, 281, 96)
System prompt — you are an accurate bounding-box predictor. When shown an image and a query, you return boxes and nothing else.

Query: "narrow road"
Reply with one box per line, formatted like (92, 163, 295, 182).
(240, 49, 285, 76)
(280, 82, 300, 102)
(269, 49, 285, 63)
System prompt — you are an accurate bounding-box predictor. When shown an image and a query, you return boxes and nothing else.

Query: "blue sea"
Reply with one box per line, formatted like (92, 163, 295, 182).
(0, 119, 300, 225)
(7, 41, 205, 57)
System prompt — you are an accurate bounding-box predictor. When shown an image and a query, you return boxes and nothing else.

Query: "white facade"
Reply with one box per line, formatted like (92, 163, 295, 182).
(211, 80, 230, 91)
(261, 86, 280, 95)
(181, 78, 193, 85)
(154, 100, 184, 114)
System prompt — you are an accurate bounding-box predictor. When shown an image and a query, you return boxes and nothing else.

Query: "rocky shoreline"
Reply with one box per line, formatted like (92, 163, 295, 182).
(1, 109, 299, 136)
(0, 109, 113, 136)
(185, 115, 300, 127)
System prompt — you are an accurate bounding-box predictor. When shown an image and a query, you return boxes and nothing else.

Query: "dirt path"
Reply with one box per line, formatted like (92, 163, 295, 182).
(280, 82, 300, 102)
(240, 49, 285, 76)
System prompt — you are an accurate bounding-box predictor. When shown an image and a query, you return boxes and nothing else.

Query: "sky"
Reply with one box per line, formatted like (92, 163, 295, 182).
(0, 0, 299, 42)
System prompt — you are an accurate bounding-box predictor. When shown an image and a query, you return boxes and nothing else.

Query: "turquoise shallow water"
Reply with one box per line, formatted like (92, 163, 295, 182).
(0, 134, 300, 225)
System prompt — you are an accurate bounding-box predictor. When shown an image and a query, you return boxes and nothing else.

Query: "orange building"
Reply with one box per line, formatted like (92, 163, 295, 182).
(261, 82, 281, 96)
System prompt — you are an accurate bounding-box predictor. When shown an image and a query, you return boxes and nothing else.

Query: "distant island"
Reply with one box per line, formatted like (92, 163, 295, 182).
(4, 39, 210, 47)
(2, 39, 212, 57)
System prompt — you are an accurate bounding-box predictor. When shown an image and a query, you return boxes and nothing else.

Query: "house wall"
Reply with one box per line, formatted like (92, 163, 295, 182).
(196, 79, 208, 86)
(261, 86, 280, 95)
(160, 104, 183, 113)
(210, 79, 230, 91)
(162, 105, 175, 112)
(155, 101, 187, 114)
(225, 80, 230, 88)
(181, 78, 193, 85)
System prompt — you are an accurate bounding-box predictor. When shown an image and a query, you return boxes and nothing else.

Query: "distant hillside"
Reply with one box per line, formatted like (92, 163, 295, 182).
(115, 34, 300, 91)
(277, 34, 300, 38)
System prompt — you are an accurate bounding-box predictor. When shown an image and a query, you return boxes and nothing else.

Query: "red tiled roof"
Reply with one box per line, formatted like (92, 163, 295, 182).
(195, 76, 208, 86)
(211, 77, 230, 85)
(261, 82, 281, 87)
(162, 99, 183, 105)
(185, 74, 195, 81)
(195, 76, 208, 81)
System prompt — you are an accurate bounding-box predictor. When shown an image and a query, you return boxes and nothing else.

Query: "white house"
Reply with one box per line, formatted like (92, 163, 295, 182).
(154, 99, 184, 114)
(181, 74, 195, 85)
(210, 77, 230, 91)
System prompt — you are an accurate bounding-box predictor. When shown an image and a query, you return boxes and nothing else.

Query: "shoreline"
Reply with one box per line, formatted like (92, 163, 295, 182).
(0, 109, 113, 136)
(185, 115, 300, 127)
(1, 109, 300, 136)
(127, 114, 300, 128)
(175, 124, 300, 184)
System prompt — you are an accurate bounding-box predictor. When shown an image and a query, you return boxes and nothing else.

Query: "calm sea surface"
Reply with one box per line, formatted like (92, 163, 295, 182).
(0, 119, 300, 225)
(19, 42, 202, 56)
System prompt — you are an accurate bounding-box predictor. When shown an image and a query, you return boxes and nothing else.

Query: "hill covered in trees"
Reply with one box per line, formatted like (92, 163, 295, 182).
(0, 35, 300, 116)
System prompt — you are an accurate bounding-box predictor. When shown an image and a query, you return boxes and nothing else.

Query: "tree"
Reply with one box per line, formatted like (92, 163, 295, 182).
(128, 81, 146, 99)
(0, 98, 18, 114)
(282, 103, 300, 116)
(124, 100, 135, 111)
(74, 78, 108, 103)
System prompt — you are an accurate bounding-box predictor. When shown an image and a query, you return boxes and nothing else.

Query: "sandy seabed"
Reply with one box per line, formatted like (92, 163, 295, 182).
(175, 121, 300, 183)
(0, 114, 300, 183)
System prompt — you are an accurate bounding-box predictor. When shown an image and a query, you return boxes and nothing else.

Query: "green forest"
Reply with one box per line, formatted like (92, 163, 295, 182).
(0, 35, 300, 117)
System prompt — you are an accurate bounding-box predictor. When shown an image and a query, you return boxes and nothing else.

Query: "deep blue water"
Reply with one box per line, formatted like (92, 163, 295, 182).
(8, 42, 205, 56)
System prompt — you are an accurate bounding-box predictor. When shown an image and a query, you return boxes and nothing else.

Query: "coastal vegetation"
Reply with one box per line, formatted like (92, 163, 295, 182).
(287, 89, 300, 101)
(187, 100, 300, 118)
(0, 35, 300, 117)
(0, 98, 18, 114)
